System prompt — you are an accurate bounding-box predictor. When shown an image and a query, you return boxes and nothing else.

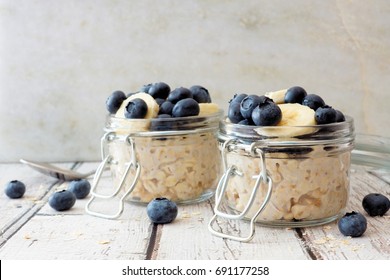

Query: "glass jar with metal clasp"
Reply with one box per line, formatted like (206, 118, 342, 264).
(208, 116, 355, 242)
(86, 111, 223, 219)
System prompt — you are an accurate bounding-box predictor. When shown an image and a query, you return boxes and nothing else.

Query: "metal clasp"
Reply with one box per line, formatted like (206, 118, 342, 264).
(85, 132, 141, 219)
(208, 140, 273, 242)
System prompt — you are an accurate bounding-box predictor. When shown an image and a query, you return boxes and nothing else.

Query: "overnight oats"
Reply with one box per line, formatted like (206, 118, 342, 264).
(87, 82, 222, 218)
(209, 86, 354, 240)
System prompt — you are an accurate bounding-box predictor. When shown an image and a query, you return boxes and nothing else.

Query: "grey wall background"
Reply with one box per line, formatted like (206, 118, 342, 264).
(1, 0, 389, 162)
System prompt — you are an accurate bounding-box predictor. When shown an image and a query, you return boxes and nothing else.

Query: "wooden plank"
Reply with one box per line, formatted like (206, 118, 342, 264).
(0, 208, 152, 260)
(0, 162, 152, 260)
(152, 201, 308, 260)
(297, 165, 390, 260)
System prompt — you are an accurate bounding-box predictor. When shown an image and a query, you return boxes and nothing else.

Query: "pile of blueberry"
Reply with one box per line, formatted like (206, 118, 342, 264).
(228, 94, 282, 126)
(106, 82, 212, 118)
(4, 179, 91, 212)
(338, 193, 390, 237)
(228, 86, 346, 125)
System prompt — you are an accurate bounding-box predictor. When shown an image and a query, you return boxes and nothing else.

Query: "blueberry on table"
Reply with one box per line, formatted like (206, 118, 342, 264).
(251, 98, 282, 126)
(158, 101, 174, 115)
(167, 87, 193, 103)
(148, 82, 171, 99)
(338, 211, 367, 237)
(335, 109, 346, 122)
(228, 102, 245, 123)
(362, 193, 390, 216)
(5, 180, 26, 199)
(147, 198, 178, 224)
(124, 98, 148, 119)
(302, 94, 325, 111)
(172, 98, 200, 117)
(284, 86, 307, 104)
(49, 190, 76, 211)
(315, 105, 337, 124)
(240, 95, 264, 119)
(68, 179, 91, 199)
(106, 90, 126, 114)
(189, 85, 212, 103)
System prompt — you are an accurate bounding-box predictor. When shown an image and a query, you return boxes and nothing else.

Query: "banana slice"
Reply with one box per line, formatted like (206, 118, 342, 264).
(254, 103, 317, 137)
(114, 92, 159, 133)
(198, 103, 220, 116)
(265, 89, 287, 104)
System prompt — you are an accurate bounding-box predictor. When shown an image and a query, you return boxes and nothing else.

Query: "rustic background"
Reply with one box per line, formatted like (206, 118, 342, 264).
(1, 0, 389, 162)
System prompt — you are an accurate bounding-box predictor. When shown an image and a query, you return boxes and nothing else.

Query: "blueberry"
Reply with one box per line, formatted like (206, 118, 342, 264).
(67, 179, 91, 199)
(124, 98, 148, 119)
(240, 95, 264, 119)
(238, 118, 254, 126)
(155, 98, 166, 106)
(335, 110, 346, 122)
(189, 85, 211, 103)
(172, 98, 199, 117)
(362, 193, 390, 217)
(229, 93, 248, 104)
(5, 180, 26, 199)
(146, 197, 178, 224)
(228, 102, 245, 124)
(157, 114, 172, 119)
(167, 87, 193, 103)
(150, 116, 175, 131)
(158, 101, 174, 115)
(48, 190, 76, 211)
(140, 83, 153, 93)
(106, 90, 126, 114)
(148, 82, 171, 99)
(302, 94, 325, 110)
(284, 86, 307, 104)
(338, 211, 367, 237)
(251, 98, 282, 126)
(315, 105, 337, 124)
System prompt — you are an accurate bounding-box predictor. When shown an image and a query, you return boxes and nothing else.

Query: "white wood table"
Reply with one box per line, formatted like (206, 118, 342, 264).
(0, 161, 389, 260)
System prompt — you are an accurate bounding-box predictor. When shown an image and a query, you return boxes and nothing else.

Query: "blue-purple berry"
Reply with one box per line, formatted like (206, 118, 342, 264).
(5, 180, 26, 199)
(49, 190, 76, 211)
(338, 211, 367, 237)
(147, 197, 178, 224)
(362, 193, 390, 217)
(68, 179, 91, 199)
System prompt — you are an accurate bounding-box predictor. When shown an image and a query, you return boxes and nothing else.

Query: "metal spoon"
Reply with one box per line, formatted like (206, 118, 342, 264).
(20, 159, 97, 181)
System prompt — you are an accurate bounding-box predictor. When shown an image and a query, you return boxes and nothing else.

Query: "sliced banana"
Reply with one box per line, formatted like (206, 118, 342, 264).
(254, 103, 317, 137)
(198, 103, 220, 116)
(265, 89, 287, 104)
(114, 92, 159, 133)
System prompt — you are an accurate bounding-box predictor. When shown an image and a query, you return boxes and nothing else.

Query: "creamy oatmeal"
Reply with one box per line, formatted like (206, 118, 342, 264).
(224, 146, 351, 222)
(108, 131, 221, 203)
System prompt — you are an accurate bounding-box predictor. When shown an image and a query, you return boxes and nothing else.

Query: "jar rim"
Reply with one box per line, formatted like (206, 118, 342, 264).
(105, 109, 224, 135)
(219, 115, 355, 144)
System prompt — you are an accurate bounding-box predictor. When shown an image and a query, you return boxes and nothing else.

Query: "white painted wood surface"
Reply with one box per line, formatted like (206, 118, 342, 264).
(0, 162, 389, 260)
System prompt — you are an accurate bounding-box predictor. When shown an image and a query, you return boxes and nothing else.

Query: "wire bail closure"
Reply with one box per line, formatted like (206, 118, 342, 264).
(208, 140, 273, 242)
(85, 132, 140, 219)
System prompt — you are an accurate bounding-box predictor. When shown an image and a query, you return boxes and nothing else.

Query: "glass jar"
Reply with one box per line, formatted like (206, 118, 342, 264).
(86, 111, 223, 219)
(208, 116, 355, 241)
